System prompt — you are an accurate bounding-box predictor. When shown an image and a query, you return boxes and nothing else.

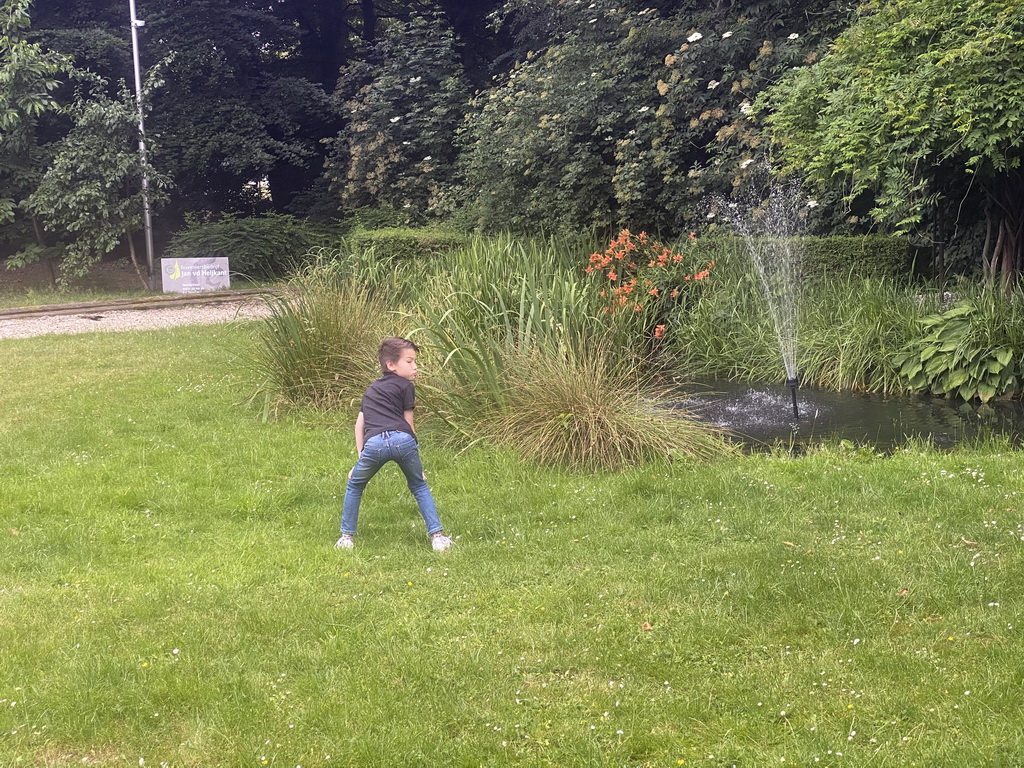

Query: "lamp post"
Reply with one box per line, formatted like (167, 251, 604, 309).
(129, 0, 156, 290)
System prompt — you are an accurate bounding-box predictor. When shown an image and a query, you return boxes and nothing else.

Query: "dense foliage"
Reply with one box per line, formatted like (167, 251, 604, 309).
(4, 0, 1022, 283)
(457, 0, 849, 233)
(164, 214, 336, 279)
(895, 293, 1024, 402)
(325, 13, 469, 220)
(764, 0, 1024, 283)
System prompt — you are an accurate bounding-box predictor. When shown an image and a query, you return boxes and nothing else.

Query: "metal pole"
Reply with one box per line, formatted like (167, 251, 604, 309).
(129, 0, 156, 291)
(786, 377, 800, 420)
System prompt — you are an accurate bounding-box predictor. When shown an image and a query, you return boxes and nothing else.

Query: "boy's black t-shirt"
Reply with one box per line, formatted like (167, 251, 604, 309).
(360, 372, 416, 441)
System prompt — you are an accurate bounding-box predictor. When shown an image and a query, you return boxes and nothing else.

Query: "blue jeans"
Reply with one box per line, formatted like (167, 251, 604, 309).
(340, 431, 443, 536)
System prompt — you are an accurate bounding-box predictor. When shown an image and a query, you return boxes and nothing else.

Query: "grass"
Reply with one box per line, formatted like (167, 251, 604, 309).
(0, 285, 154, 310)
(3, 324, 1024, 765)
(489, 344, 730, 469)
(248, 271, 393, 413)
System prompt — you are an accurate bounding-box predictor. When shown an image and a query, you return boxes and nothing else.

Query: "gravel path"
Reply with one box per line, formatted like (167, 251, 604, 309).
(0, 299, 273, 340)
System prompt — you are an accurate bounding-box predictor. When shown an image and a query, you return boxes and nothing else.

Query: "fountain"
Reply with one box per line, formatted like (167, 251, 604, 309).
(681, 178, 1024, 451)
(716, 181, 807, 419)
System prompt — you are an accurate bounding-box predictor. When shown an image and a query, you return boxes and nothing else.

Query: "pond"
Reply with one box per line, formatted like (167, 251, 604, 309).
(680, 380, 1024, 451)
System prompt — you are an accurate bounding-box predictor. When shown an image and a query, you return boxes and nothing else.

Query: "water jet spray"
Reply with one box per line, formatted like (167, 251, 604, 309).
(716, 173, 807, 420)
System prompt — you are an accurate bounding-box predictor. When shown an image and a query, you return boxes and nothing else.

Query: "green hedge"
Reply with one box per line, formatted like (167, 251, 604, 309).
(346, 227, 468, 261)
(165, 214, 338, 279)
(801, 235, 914, 279)
(690, 234, 914, 281)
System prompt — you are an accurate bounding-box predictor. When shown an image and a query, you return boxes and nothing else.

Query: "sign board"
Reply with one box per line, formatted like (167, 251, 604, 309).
(161, 257, 230, 293)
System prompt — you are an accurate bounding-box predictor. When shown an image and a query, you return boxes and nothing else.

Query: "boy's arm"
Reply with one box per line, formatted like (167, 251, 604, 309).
(354, 411, 365, 454)
(403, 409, 414, 433)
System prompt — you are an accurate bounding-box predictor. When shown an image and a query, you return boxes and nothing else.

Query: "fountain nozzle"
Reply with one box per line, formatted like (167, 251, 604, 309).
(786, 377, 799, 420)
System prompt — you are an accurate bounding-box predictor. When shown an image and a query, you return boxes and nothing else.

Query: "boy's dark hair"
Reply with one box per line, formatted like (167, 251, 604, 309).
(378, 336, 419, 374)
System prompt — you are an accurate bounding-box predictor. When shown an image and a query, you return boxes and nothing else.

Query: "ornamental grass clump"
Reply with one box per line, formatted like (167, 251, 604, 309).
(249, 267, 390, 411)
(490, 344, 730, 471)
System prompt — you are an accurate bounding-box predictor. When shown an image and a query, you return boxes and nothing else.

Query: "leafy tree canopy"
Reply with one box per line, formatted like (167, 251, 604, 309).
(0, 0, 67, 224)
(326, 12, 470, 221)
(456, 0, 848, 233)
(763, 0, 1024, 278)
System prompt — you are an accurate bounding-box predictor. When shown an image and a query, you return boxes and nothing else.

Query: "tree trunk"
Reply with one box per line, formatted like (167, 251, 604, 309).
(981, 199, 994, 288)
(292, 1, 349, 87)
(986, 170, 1024, 290)
(933, 198, 945, 289)
(361, 0, 377, 42)
(30, 214, 58, 286)
(125, 230, 149, 290)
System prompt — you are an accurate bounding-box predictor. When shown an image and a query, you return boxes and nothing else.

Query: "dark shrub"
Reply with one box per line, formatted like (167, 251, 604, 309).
(166, 214, 339, 279)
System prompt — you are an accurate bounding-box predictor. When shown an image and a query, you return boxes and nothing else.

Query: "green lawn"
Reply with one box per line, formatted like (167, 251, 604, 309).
(2, 323, 1023, 766)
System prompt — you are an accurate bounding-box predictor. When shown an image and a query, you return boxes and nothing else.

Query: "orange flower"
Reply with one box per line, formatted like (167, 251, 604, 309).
(649, 287, 659, 296)
(654, 324, 666, 339)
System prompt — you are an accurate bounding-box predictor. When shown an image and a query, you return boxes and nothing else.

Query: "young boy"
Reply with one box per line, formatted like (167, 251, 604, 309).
(336, 337, 453, 552)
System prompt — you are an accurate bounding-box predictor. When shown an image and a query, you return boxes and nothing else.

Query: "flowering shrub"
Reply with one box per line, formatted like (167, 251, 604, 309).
(585, 229, 714, 341)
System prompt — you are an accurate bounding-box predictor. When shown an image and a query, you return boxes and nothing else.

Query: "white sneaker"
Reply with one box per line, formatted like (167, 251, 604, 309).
(431, 533, 453, 552)
(335, 534, 354, 550)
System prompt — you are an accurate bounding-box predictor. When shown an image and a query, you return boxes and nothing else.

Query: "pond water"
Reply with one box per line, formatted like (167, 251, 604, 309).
(679, 380, 1024, 451)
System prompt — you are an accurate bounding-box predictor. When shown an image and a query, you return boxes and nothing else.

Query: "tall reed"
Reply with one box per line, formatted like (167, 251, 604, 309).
(411, 235, 612, 437)
(665, 240, 930, 392)
(799, 276, 923, 392)
(407, 234, 730, 466)
(304, 242, 430, 303)
(666, 239, 782, 381)
(248, 266, 393, 411)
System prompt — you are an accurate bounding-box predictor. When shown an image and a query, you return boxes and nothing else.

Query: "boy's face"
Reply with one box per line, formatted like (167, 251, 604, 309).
(387, 348, 418, 381)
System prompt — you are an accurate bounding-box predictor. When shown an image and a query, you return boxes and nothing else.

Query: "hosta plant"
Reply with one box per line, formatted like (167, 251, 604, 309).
(895, 301, 1018, 403)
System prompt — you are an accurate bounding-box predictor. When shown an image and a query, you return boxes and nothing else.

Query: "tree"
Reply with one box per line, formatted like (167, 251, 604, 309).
(325, 12, 470, 220)
(763, 0, 1024, 285)
(2, 0, 170, 284)
(0, 0, 68, 280)
(457, 0, 848, 233)
(26, 86, 169, 284)
(140, 0, 340, 215)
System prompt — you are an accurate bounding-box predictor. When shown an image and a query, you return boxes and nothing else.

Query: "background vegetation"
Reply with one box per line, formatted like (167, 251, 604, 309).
(3, 0, 1022, 284)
